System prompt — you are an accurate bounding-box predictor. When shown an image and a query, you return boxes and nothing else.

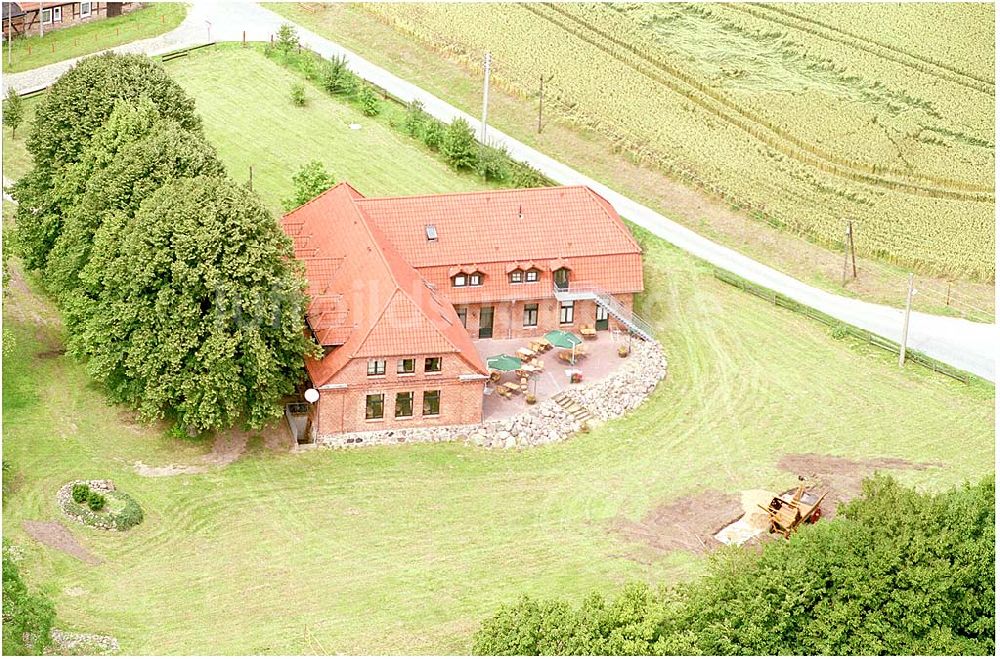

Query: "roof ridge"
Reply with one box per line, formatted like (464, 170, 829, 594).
(353, 184, 587, 204)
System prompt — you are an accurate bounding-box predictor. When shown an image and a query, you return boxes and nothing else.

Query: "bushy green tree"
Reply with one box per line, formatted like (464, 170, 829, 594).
(71, 176, 317, 432)
(14, 53, 201, 271)
(442, 118, 478, 170)
(275, 23, 299, 53)
(359, 84, 380, 117)
(44, 98, 224, 299)
(320, 54, 356, 96)
(476, 145, 510, 182)
(473, 475, 996, 656)
(403, 99, 426, 137)
(3, 87, 25, 138)
(26, 53, 200, 177)
(282, 161, 336, 211)
(2, 541, 56, 655)
(421, 118, 446, 151)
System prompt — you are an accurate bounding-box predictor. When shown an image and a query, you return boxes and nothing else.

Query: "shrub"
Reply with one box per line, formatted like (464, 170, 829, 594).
(86, 491, 106, 512)
(404, 99, 426, 136)
(421, 118, 446, 151)
(275, 24, 299, 53)
(511, 161, 550, 189)
(290, 82, 306, 107)
(71, 483, 90, 504)
(2, 540, 55, 655)
(359, 84, 380, 117)
(320, 54, 356, 96)
(441, 118, 479, 170)
(282, 161, 336, 211)
(476, 145, 511, 182)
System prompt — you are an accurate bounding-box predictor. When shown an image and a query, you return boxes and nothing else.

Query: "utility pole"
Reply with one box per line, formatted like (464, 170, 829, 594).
(898, 273, 915, 367)
(537, 74, 544, 134)
(480, 51, 491, 143)
(841, 221, 857, 285)
(39, 1, 44, 39)
(248, 165, 253, 192)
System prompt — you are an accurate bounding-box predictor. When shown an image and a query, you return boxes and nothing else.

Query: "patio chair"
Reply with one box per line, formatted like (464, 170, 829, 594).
(580, 325, 597, 340)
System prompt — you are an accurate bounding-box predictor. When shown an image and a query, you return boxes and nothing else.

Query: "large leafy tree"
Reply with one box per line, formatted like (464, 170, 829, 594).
(14, 53, 201, 271)
(2, 541, 56, 655)
(473, 475, 995, 656)
(71, 176, 317, 432)
(44, 98, 224, 299)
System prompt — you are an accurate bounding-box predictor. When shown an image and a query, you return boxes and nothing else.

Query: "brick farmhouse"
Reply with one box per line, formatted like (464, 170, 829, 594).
(281, 183, 645, 439)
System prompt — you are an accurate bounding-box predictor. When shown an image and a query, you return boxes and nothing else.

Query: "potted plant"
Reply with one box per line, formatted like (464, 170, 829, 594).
(526, 393, 537, 405)
(618, 345, 630, 358)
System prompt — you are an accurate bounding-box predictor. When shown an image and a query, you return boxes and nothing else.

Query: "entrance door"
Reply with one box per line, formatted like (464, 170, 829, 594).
(479, 306, 494, 338)
(595, 305, 609, 331)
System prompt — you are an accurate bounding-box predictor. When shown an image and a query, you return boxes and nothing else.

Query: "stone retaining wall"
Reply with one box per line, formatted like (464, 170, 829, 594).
(314, 340, 667, 450)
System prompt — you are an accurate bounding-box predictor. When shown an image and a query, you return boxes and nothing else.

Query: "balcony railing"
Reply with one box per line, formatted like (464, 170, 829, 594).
(552, 283, 655, 341)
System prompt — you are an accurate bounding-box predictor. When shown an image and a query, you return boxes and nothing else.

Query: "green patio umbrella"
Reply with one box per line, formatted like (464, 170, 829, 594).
(544, 330, 582, 349)
(486, 354, 522, 371)
(544, 329, 582, 364)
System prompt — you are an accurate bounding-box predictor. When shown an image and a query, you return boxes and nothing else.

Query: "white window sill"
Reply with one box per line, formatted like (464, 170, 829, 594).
(397, 372, 416, 377)
(365, 417, 384, 423)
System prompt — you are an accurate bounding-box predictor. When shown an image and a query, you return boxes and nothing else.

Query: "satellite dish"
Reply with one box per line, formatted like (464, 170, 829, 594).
(304, 388, 320, 404)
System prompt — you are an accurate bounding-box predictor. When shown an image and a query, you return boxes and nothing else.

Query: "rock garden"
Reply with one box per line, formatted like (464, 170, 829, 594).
(57, 480, 144, 531)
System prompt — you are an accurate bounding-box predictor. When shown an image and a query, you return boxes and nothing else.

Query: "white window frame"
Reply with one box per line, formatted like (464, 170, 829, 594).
(53, 6, 62, 22)
(41, 8, 53, 23)
(468, 272, 482, 286)
(509, 270, 523, 284)
(397, 358, 416, 375)
(525, 269, 539, 283)
(559, 301, 575, 325)
(366, 359, 386, 377)
(80, 2, 92, 18)
(523, 304, 539, 328)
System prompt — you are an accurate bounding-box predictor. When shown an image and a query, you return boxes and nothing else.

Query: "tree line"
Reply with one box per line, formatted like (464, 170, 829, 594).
(10, 53, 318, 434)
(473, 475, 995, 655)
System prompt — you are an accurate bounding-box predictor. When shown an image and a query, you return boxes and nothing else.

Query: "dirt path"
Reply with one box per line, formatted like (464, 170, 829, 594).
(778, 452, 931, 512)
(612, 490, 744, 555)
(22, 521, 101, 565)
(133, 423, 293, 477)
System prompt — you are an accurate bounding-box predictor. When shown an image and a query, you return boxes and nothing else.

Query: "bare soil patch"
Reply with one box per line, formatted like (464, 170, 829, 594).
(612, 490, 743, 554)
(778, 452, 931, 513)
(22, 521, 101, 565)
(134, 423, 290, 477)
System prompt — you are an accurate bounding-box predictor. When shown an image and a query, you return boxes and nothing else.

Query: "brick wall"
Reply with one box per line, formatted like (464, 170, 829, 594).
(455, 295, 634, 340)
(313, 352, 485, 436)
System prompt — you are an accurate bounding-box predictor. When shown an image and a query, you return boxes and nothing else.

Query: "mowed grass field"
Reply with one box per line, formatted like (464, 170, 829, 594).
(2, 46, 995, 654)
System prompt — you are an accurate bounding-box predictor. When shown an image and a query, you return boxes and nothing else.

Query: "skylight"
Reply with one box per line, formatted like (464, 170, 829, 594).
(425, 224, 438, 241)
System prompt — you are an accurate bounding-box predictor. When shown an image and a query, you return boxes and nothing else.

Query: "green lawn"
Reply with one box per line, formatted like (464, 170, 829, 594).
(2, 45, 994, 655)
(2, 3, 187, 73)
(166, 44, 499, 214)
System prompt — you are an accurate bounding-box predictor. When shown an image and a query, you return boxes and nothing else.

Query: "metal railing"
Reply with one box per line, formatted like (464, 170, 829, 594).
(553, 282, 655, 341)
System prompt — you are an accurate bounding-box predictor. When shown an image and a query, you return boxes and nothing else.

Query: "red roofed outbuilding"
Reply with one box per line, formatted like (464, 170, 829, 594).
(282, 183, 644, 440)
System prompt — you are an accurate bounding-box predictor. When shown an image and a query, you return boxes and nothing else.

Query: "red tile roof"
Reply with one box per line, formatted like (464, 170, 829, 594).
(281, 184, 487, 386)
(355, 185, 641, 269)
(281, 184, 642, 386)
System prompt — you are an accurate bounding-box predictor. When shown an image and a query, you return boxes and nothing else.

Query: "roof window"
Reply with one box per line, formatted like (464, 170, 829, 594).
(425, 224, 438, 241)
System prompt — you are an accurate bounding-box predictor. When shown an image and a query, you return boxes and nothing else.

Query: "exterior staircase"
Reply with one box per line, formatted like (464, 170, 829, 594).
(552, 392, 594, 424)
(552, 283, 655, 341)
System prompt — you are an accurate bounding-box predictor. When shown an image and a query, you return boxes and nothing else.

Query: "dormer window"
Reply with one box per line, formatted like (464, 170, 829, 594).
(468, 272, 483, 286)
(510, 270, 523, 284)
(554, 267, 570, 291)
(525, 269, 539, 283)
(453, 274, 466, 287)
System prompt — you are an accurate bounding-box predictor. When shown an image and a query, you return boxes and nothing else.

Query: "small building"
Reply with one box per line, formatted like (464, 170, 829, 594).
(3, 2, 139, 39)
(281, 183, 646, 440)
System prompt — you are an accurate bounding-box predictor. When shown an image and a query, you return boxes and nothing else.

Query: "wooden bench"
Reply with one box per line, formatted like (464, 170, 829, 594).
(580, 325, 597, 340)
